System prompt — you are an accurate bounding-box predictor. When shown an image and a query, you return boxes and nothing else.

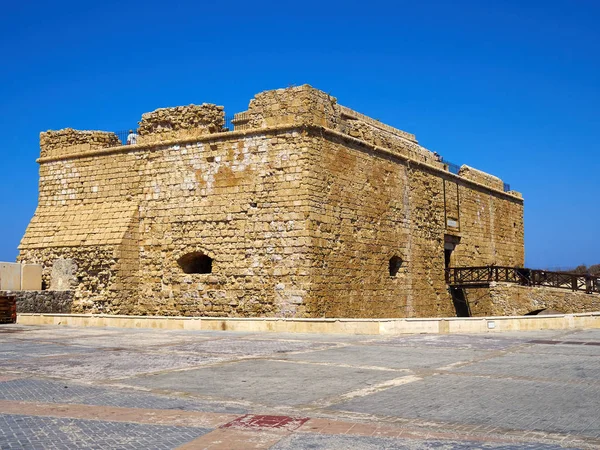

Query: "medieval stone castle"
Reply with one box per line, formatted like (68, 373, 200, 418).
(18, 85, 527, 318)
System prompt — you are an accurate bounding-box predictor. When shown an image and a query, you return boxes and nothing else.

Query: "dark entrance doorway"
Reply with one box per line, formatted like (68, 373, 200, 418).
(444, 234, 460, 269)
(449, 287, 471, 317)
(444, 248, 453, 269)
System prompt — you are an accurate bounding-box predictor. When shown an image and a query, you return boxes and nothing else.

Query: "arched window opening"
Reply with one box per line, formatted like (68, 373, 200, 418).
(177, 252, 213, 274)
(389, 256, 403, 277)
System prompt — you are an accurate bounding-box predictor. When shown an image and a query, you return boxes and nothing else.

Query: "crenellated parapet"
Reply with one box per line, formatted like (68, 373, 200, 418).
(137, 103, 225, 144)
(234, 84, 338, 130)
(36, 86, 516, 198)
(40, 129, 120, 159)
(232, 85, 441, 166)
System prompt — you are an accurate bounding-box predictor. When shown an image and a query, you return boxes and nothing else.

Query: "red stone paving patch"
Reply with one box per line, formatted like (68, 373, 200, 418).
(0, 375, 22, 383)
(221, 414, 309, 431)
(0, 399, 237, 428)
(177, 428, 287, 450)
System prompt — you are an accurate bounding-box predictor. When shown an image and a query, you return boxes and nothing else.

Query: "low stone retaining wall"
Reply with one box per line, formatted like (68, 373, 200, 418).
(16, 311, 600, 335)
(0, 290, 74, 314)
(466, 284, 600, 316)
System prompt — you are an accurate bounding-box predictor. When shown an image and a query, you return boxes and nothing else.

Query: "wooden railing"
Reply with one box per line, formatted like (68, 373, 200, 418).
(446, 266, 600, 294)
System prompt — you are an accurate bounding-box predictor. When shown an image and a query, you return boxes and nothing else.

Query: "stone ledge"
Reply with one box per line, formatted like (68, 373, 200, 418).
(16, 312, 600, 335)
(35, 124, 523, 202)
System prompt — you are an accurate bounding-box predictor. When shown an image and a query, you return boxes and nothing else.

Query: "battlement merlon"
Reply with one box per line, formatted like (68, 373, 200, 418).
(232, 84, 418, 143)
(137, 103, 225, 145)
(39, 104, 226, 159)
(40, 129, 121, 159)
(233, 85, 518, 194)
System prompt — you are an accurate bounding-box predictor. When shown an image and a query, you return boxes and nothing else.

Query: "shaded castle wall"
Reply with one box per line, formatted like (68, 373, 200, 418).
(302, 135, 451, 318)
(243, 86, 524, 318)
(300, 134, 523, 318)
(21, 130, 144, 313)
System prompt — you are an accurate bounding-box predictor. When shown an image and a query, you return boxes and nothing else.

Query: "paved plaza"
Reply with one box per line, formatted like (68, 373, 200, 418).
(0, 325, 599, 449)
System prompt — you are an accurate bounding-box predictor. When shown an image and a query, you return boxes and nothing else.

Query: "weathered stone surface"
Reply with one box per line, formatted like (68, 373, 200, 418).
(466, 283, 600, 316)
(137, 103, 225, 144)
(19, 85, 526, 318)
(20, 264, 42, 291)
(0, 263, 21, 291)
(40, 129, 120, 159)
(50, 259, 78, 292)
(458, 165, 504, 191)
(11, 290, 74, 313)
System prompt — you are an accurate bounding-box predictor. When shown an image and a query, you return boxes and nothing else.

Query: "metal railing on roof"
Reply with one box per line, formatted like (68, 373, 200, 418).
(114, 116, 238, 145)
(441, 158, 460, 175)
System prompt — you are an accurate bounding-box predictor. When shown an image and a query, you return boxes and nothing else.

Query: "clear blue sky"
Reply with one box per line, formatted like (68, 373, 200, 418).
(1, 0, 598, 269)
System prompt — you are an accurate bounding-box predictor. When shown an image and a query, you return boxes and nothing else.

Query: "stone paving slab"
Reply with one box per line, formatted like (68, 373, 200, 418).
(178, 428, 291, 449)
(450, 350, 600, 382)
(242, 332, 376, 343)
(370, 334, 530, 351)
(165, 338, 336, 356)
(32, 332, 210, 350)
(0, 414, 210, 449)
(279, 344, 490, 370)
(0, 341, 98, 359)
(271, 433, 576, 449)
(0, 378, 247, 414)
(1, 324, 599, 449)
(332, 373, 600, 438)
(517, 342, 600, 356)
(531, 329, 600, 342)
(131, 359, 399, 407)
(0, 349, 229, 381)
(1, 326, 122, 339)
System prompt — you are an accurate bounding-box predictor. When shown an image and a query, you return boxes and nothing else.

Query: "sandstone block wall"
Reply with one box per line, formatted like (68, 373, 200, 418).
(10, 290, 74, 314)
(464, 284, 600, 316)
(134, 131, 313, 317)
(40, 129, 120, 159)
(458, 165, 504, 191)
(19, 85, 526, 318)
(242, 85, 338, 129)
(137, 104, 225, 144)
(449, 182, 524, 268)
(301, 136, 523, 318)
(238, 85, 442, 167)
